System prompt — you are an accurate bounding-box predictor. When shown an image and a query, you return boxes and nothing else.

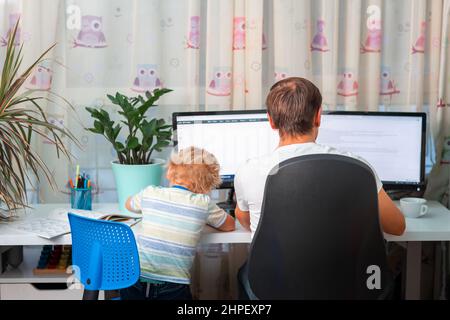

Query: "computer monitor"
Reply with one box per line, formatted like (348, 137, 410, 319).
(317, 111, 426, 190)
(172, 110, 426, 190)
(173, 110, 278, 188)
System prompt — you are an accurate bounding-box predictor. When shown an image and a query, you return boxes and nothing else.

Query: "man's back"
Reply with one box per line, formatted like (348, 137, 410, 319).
(234, 142, 383, 235)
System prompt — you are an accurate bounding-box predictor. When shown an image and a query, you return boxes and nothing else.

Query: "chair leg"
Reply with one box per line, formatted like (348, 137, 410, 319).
(238, 265, 250, 300)
(237, 262, 258, 300)
(104, 290, 120, 300)
(83, 289, 99, 300)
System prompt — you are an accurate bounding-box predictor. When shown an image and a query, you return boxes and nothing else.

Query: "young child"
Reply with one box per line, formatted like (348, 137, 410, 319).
(121, 146, 235, 300)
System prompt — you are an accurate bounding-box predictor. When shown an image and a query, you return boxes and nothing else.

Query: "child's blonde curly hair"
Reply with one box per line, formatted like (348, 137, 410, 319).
(167, 146, 222, 194)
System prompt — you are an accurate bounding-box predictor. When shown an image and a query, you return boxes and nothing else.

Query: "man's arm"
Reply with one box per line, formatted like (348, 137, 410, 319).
(235, 205, 251, 231)
(378, 188, 406, 236)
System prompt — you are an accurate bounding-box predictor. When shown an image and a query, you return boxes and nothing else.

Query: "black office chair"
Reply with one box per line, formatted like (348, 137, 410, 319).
(239, 154, 394, 300)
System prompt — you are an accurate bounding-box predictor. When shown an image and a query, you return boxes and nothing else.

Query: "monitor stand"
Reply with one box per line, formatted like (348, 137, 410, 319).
(216, 188, 236, 216)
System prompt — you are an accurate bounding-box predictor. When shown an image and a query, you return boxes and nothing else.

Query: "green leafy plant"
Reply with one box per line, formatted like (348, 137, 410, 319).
(0, 21, 78, 210)
(85, 89, 173, 165)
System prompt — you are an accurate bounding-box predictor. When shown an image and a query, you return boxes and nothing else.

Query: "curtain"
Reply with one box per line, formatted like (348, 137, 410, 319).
(0, 0, 449, 206)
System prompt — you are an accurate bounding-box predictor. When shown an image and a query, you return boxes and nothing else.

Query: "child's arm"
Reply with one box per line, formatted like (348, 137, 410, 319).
(125, 191, 144, 213)
(206, 203, 235, 232)
(125, 197, 141, 213)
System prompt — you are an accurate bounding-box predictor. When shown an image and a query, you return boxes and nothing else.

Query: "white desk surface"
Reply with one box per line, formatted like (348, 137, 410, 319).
(385, 200, 450, 242)
(0, 201, 448, 246)
(0, 203, 251, 246)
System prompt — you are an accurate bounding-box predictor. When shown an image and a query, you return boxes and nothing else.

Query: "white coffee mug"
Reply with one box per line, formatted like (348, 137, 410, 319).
(400, 197, 428, 218)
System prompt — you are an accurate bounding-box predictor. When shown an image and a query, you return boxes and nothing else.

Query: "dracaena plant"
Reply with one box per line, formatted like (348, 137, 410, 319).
(85, 89, 173, 165)
(0, 21, 78, 210)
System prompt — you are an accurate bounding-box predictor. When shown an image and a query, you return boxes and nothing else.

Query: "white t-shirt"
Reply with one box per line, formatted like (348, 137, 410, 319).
(234, 142, 383, 236)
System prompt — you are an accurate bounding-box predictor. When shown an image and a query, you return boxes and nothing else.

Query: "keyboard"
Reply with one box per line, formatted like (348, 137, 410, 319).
(11, 218, 71, 239)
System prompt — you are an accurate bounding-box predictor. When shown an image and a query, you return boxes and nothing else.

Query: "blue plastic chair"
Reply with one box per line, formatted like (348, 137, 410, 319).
(68, 213, 140, 300)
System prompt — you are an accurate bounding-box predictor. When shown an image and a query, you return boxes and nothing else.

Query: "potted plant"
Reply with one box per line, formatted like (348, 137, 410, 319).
(85, 89, 173, 212)
(0, 22, 77, 215)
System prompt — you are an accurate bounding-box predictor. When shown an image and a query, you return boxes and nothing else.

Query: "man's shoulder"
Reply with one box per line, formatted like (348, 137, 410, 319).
(310, 143, 349, 156)
(314, 143, 368, 163)
(236, 153, 276, 176)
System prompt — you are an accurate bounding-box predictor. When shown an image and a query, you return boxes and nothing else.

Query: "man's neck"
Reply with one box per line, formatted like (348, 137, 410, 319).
(278, 133, 316, 147)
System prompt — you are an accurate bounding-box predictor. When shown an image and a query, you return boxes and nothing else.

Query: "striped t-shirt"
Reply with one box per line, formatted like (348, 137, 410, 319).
(129, 185, 228, 284)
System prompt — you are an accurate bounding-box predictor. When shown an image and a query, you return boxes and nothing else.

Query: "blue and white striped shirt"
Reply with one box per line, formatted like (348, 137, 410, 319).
(130, 186, 227, 284)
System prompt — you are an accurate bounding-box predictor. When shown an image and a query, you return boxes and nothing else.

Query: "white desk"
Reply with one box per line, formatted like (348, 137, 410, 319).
(0, 201, 448, 300)
(0, 203, 251, 246)
(0, 203, 250, 299)
(385, 201, 450, 300)
(385, 201, 450, 242)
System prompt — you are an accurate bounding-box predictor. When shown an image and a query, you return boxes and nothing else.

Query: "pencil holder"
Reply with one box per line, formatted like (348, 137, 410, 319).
(70, 188, 92, 210)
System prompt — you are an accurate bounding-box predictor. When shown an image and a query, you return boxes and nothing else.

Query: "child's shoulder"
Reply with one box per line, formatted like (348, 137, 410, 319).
(144, 186, 211, 209)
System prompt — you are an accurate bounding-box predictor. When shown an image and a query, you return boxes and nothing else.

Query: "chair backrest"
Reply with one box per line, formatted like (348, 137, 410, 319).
(247, 154, 393, 299)
(68, 213, 140, 291)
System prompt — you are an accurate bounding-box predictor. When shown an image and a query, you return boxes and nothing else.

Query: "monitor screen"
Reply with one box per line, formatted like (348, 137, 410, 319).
(173, 111, 426, 189)
(317, 112, 426, 187)
(173, 111, 278, 186)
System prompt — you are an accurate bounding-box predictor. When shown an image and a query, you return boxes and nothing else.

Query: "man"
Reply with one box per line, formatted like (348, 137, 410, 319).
(234, 77, 405, 236)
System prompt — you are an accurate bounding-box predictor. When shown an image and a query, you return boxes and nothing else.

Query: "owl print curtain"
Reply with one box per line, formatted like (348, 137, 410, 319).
(0, 0, 449, 206)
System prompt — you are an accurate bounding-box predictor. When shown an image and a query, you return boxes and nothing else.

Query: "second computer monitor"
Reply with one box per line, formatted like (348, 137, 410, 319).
(318, 111, 426, 189)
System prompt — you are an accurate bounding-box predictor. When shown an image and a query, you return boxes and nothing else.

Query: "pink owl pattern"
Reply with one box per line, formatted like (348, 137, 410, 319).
(73, 15, 107, 48)
(274, 70, 289, 83)
(380, 70, 400, 97)
(26, 65, 53, 91)
(412, 21, 426, 54)
(361, 17, 382, 53)
(43, 115, 65, 145)
(187, 16, 200, 49)
(233, 17, 246, 50)
(311, 19, 329, 52)
(1, 13, 21, 47)
(437, 98, 447, 108)
(207, 68, 232, 96)
(131, 64, 162, 93)
(337, 72, 358, 97)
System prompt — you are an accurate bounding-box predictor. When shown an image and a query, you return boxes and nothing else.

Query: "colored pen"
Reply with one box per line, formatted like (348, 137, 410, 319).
(79, 172, 85, 189)
(75, 165, 80, 189)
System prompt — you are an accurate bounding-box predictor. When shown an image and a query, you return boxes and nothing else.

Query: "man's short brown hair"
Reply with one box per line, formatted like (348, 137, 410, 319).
(266, 77, 322, 137)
